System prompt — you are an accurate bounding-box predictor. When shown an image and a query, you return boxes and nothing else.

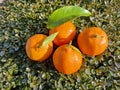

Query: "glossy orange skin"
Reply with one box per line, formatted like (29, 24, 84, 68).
(26, 34, 53, 62)
(77, 27, 108, 56)
(53, 44, 82, 75)
(49, 22, 76, 46)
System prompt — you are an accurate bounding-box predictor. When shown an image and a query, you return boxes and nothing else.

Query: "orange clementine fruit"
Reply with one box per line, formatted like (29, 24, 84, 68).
(26, 34, 53, 62)
(49, 22, 76, 46)
(77, 27, 108, 56)
(53, 44, 82, 74)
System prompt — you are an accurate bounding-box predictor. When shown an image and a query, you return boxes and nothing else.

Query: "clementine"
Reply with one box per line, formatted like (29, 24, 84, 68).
(77, 27, 108, 56)
(49, 22, 76, 46)
(53, 44, 82, 74)
(25, 34, 53, 62)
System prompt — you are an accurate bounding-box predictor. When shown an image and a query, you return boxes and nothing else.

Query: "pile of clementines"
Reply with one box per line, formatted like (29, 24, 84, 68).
(25, 21, 108, 75)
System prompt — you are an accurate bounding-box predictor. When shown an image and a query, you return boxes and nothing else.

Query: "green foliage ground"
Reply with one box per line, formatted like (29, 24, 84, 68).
(0, 0, 120, 90)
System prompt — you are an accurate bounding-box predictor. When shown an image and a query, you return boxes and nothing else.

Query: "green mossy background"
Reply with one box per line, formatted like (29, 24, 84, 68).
(0, 0, 120, 90)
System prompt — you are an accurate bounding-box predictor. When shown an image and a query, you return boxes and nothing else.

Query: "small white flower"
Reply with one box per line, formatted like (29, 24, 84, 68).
(0, 0, 4, 3)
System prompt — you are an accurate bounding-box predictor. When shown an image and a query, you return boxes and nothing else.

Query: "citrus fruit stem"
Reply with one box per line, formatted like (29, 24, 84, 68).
(68, 41, 72, 48)
(37, 45, 41, 48)
(92, 34, 99, 38)
(92, 34, 105, 38)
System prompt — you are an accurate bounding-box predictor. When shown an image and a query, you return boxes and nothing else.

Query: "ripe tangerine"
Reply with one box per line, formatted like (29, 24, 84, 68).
(26, 34, 53, 62)
(53, 44, 82, 74)
(49, 22, 76, 46)
(77, 27, 108, 56)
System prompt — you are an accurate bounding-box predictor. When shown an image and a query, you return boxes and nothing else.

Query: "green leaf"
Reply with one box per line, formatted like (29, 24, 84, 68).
(42, 32, 58, 46)
(72, 46, 81, 54)
(68, 41, 81, 54)
(47, 6, 91, 29)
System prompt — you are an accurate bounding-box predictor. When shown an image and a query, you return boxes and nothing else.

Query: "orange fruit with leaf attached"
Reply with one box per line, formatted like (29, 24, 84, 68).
(49, 22, 76, 46)
(77, 27, 108, 56)
(25, 34, 53, 62)
(53, 43, 82, 74)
